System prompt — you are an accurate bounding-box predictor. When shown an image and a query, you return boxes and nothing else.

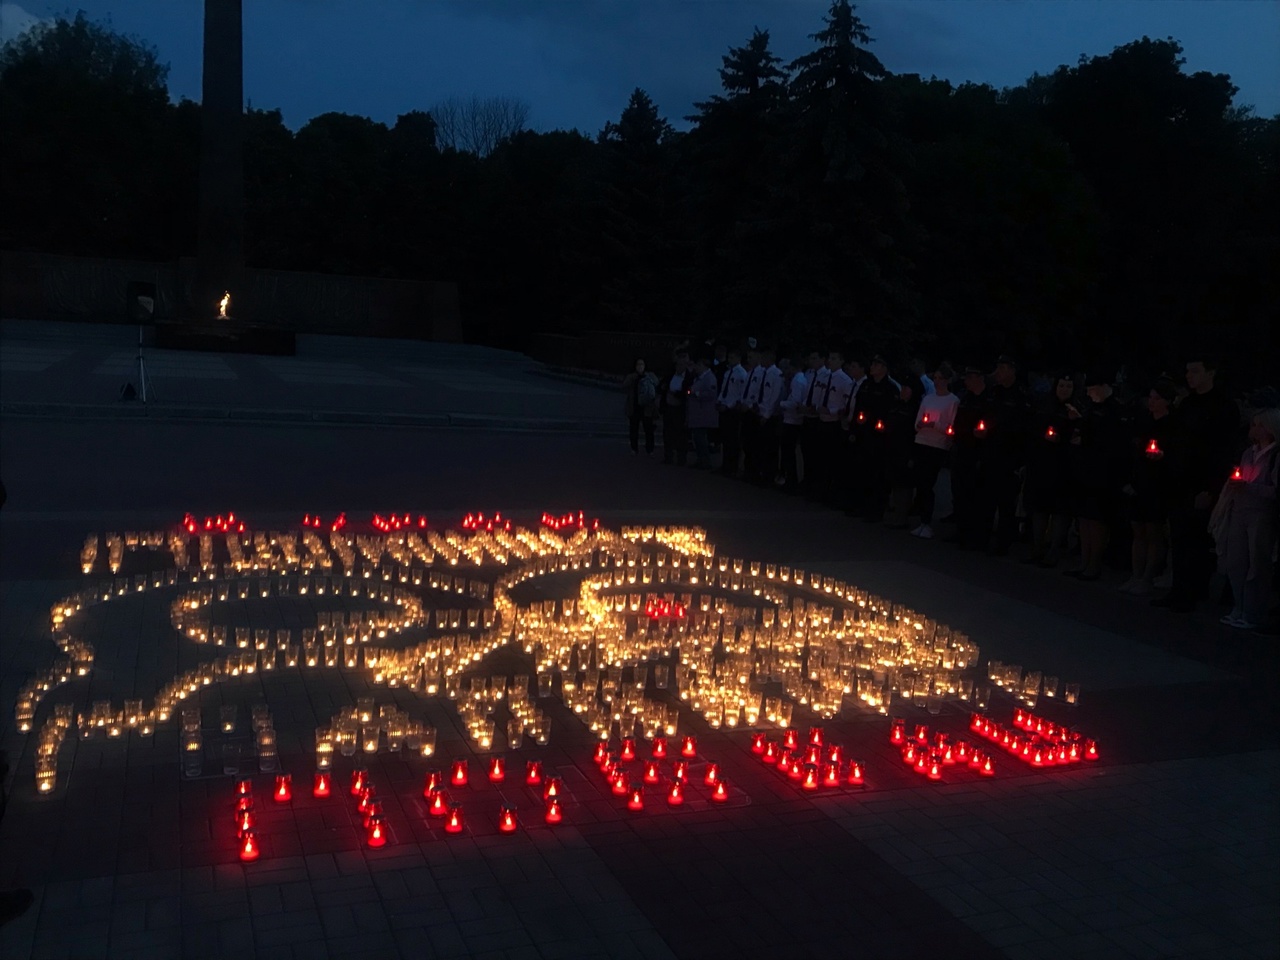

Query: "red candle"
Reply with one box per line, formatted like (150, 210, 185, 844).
(362, 799, 383, 829)
(802, 764, 820, 790)
(593, 743, 609, 766)
(1146, 438, 1160, 456)
(239, 828, 260, 862)
(313, 772, 331, 798)
(367, 812, 388, 849)
(666, 780, 684, 806)
(620, 738, 637, 762)
(680, 736, 697, 758)
(890, 718, 905, 744)
(1231, 465, 1243, 481)
(783, 729, 799, 751)
(955, 740, 970, 762)
(980, 755, 995, 777)
(672, 760, 689, 782)
(544, 777, 562, 800)
(750, 732, 767, 755)
(703, 763, 719, 786)
(235, 795, 254, 821)
(762, 741, 780, 764)
(358, 785, 377, 815)
(525, 760, 543, 785)
(920, 413, 931, 425)
(902, 742, 916, 765)
(1046, 425, 1056, 440)
(808, 726, 824, 746)
(711, 780, 729, 802)
(874, 419, 885, 432)
(1031, 747, 1045, 767)
(975, 420, 987, 435)
(444, 804, 464, 834)
(804, 744, 822, 766)
(544, 797, 563, 824)
(913, 752, 929, 775)
(273, 774, 292, 803)
(236, 778, 253, 798)
(822, 763, 840, 787)
(488, 757, 505, 783)
(826, 744, 843, 765)
(428, 789, 449, 816)
(914, 724, 929, 744)
(945, 424, 955, 437)
(611, 771, 628, 796)
(451, 759, 469, 787)
(422, 771, 442, 798)
(652, 736, 668, 759)
(968, 750, 983, 769)
(236, 806, 255, 838)
(927, 759, 942, 781)
(350, 768, 368, 797)
(643, 760, 661, 784)
(1013, 707, 1026, 728)
(498, 807, 518, 833)
(787, 758, 804, 781)
(846, 760, 864, 786)
(627, 784, 645, 811)
(941, 744, 955, 765)
(1084, 739, 1099, 761)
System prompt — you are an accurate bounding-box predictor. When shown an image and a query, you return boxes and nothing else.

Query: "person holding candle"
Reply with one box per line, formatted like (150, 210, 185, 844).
(1213, 407, 1279, 629)
(1022, 372, 1077, 567)
(622, 359, 659, 456)
(910, 362, 959, 539)
(950, 363, 997, 549)
(1153, 356, 1241, 612)
(1120, 378, 1179, 594)
(1064, 370, 1130, 581)
(849, 355, 900, 521)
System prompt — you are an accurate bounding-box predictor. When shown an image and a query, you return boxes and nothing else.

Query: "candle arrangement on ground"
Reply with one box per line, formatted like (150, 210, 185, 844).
(752, 725, 868, 791)
(969, 708, 1099, 768)
(10, 510, 1081, 812)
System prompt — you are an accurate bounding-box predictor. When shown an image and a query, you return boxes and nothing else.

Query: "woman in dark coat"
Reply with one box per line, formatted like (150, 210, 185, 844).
(1022, 372, 1076, 567)
(1120, 378, 1179, 594)
(1066, 371, 1130, 581)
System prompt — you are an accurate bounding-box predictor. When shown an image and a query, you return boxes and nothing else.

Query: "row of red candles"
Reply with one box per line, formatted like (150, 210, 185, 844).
(970, 709, 1100, 766)
(890, 718, 996, 779)
(750, 727, 867, 788)
(592, 734, 731, 807)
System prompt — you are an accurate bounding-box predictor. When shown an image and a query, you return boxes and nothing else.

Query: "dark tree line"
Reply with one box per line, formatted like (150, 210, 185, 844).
(2, 6, 1276, 382)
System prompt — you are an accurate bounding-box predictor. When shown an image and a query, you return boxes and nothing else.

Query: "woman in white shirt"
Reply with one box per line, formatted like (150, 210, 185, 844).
(1217, 407, 1279, 628)
(910, 363, 960, 539)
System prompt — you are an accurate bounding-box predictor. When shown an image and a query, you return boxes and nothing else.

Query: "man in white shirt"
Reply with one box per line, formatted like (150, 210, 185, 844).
(738, 347, 766, 481)
(778, 356, 809, 493)
(753, 345, 785, 485)
(716, 347, 748, 476)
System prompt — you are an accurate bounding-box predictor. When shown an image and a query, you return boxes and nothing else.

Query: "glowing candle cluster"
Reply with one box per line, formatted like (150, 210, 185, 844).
(895, 719, 994, 780)
(970, 709, 1098, 767)
(753, 726, 866, 790)
(593, 733, 731, 811)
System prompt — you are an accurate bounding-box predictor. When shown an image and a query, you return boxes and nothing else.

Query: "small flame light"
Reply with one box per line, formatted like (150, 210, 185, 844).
(593, 743, 609, 766)
(808, 726, 823, 746)
(802, 764, 820, 790)
(703, 763, 719, 786)
(1084, 739, 1099, 761)
(666, 779, 684, 806)
(366, 813, 387, 847)
(545, 797, 563, 824)
(847, 760, 864, 786)
(423, 770, 443, 798)
(444, 804, 465, 834)
(783, 729, 799, 751)
(498, 806, 518, 833)
(980, 754, 995, 776)
(544, 776, 563, 801)
(525, 760, 543, 785)
(643, 760, 661, 784)
(627, 784, 645, 811)
(239, 828, 260, 861)
(236, 778, 254, 798)
(451, 759, 469, 787)
(890, 718, 905, 744)
(680, 735, 697, 758)
(750, 732, 767, 755)
(488, 756, 505, 783)
(313, 772, 331, 798)
(358, 785, 378, 815)
(762, 741, 780, 764)
(914, 724, 929, 744)
(428, 790, 449, 816)
(672, 760, 688, 782)
(611, 770, 628, 795)
(652, 736, 668, 759)
(350, 768, 368, 797)
(620, 738, 637, 761)
(822, 763, 840, 787)
(273, 774, 292, 803)
(927, 759, 942, 781)
(711, 780, 729, 803)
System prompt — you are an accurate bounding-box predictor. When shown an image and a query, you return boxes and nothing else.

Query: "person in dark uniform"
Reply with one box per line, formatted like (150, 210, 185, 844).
(818, 348, 853, 506)
(1022, 372, 1077, 567)
(981, 355, 1031, 555)
(1120, 377, 1179, 594)
(1065, 370, 1129, 581)
(883, 369, 924, 527)
(1153, 356, 1241, 612)
(951, 364, 997, 549)
(851, 355, 899, 521)
(716, 347, 748, 476)
(798, 350, 827, 499)
(660, 349, 691, 466)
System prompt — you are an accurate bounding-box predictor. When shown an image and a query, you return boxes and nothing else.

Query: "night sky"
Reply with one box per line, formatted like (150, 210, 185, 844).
(2, 0, 1277, 133)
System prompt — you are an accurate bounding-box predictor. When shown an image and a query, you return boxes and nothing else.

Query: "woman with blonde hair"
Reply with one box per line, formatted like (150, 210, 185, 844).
(1213, 407, 1280, 629)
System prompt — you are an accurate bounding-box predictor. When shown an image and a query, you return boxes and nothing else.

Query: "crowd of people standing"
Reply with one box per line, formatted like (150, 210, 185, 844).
(622, 341, 1279, 633)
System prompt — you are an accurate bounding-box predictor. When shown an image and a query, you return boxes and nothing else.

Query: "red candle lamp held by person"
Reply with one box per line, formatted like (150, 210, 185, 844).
(1146, 438, 1161, 456)
(1046, 425, 1057, 440)
(444, 804, 465, 834)
(680, 735, 697, 758)
(451, 759, 469, 787)
(525, 760, 543, 785)
(544, 797, 563, 824)
(313, 771, 331, 798)
(239, 828, 260, 862)
(488, 757, 505, 783)
(975, 419, 988, 437)
(273, 774, 292, 803)
(945, 424, 955, 437)
(920, 412, 931, 426)
(651, 736, 668, 759)
(1231, 465, 1243, 481)
(498, 807, 518, 834)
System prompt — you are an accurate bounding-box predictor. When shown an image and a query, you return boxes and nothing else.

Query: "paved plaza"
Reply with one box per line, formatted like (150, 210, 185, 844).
(0, 328, 1277, 960)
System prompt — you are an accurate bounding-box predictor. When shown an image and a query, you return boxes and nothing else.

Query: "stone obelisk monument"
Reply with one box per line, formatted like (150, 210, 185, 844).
(192, 0, 245, 320)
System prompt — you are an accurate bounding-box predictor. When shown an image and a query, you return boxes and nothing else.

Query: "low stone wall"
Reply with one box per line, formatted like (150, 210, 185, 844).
(0, 250, 462, 342)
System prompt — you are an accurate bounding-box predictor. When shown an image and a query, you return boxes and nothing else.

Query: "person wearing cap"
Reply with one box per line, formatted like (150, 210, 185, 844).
(950, 363, 997, 549)
(716, 347, 749, 476)
(1120, 377, 1179, 594)
(798, 349, 828, 498)
(980, 355, 1031, 555)
(1064, 370, 1128, 581)
(1023, 372, 1078, 566)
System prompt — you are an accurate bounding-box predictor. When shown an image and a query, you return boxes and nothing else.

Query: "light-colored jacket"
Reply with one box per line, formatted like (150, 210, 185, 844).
(686, 369, 720, 429)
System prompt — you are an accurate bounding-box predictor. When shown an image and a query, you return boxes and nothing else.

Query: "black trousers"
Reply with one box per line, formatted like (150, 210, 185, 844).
(1169, 502, 1214, 600)
(628, 414, 655, 453)
(754, 418, 780, 483)
(912, 445, 950, 524)
(977, 459, 1023, 549)
(662, 411, 687, 465)
(800, 419, 822, 493)
(740, 414, 760, 479)
(780, 423, 802, 490)
(952, 455, 988, 548)
(817, 421, 845, 503)
(719, 411, 741, 474)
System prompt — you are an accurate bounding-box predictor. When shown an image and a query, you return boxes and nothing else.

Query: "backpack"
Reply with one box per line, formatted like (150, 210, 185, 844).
(636, 375, 657, 408)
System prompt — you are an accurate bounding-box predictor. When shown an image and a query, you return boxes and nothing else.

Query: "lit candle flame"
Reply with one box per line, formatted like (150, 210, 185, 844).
(218, 292, 231, 318)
